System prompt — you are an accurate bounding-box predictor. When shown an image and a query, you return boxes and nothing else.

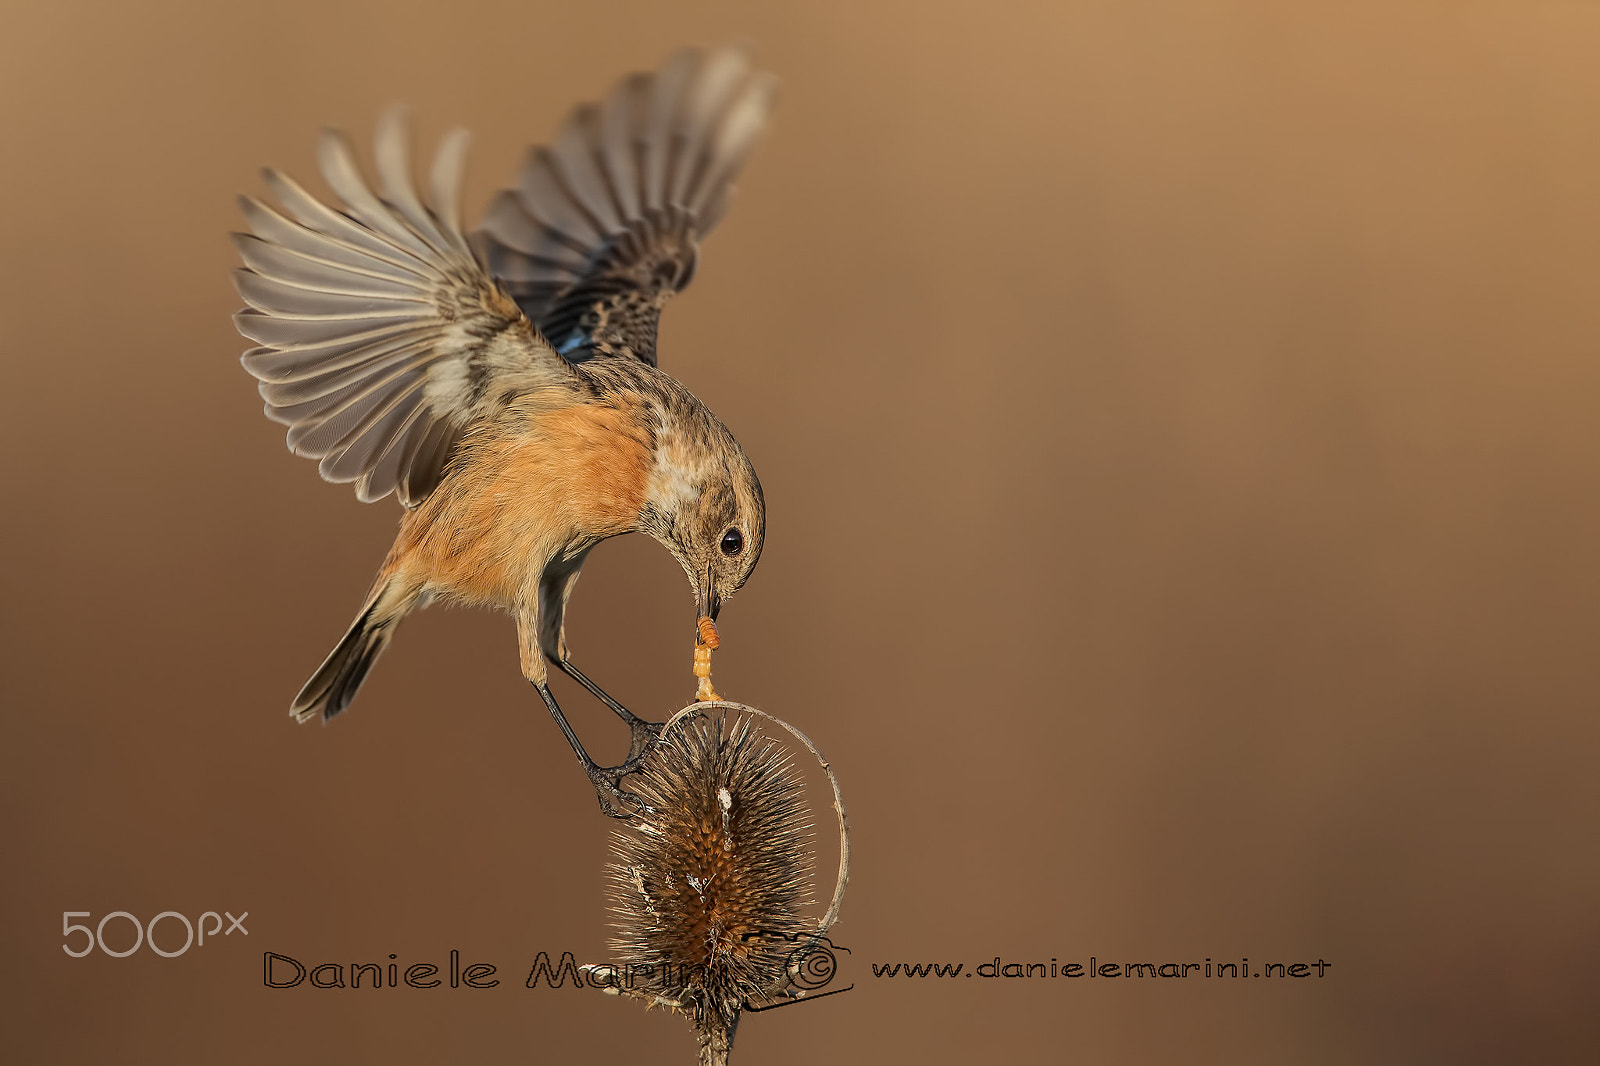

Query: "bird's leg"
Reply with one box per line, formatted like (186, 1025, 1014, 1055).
(520, 596, 661, 815)
(552, 659, 663, 768)
(531, 680, 652, 819)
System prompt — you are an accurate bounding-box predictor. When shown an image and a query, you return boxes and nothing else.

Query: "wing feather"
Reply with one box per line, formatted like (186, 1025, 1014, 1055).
(235, 308, 421, 348)
(261, 168, 417, 266)
(233, 233, 420, 295)
(551, 104, 625, 233)
(234, 112, 571, 507)
(476, 188, 592, 267)
(598, 76, 647, 221)
(472, 45, 777, 365)
(641, 48, 701, 215)
(314, 130, 437, 259)
(257, 336, 435, 407)
(242, 329, 431, 385)
(400, 416, 459, 504)
(321, 388, 427, 483)
(515, 148, 607, 247)
(237, 194, 427, 281)
(233, 268, 426, 318)
(357, 399, 433, 503)
(373, 107, 459, 254)
(665, 47, 749, 209)
(428, 127, 472, 236)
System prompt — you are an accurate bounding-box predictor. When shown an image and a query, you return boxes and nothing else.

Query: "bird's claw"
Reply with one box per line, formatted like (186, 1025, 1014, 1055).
(588, 762, 654, 819)
(588, 720, 665, 818)
(622, 715, 664, 768)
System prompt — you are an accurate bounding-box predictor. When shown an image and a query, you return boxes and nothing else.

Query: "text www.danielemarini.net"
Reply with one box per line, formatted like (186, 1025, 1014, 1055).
(871, 958, 1333, 979)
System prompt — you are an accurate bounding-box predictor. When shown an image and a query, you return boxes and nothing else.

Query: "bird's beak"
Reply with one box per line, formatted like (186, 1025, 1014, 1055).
(697, 591, 722, 624)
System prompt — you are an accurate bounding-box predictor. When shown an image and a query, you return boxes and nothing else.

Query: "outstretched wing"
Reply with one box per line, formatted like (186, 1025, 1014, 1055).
(233, 110, 572, 506)
(472, 45, 777, 365)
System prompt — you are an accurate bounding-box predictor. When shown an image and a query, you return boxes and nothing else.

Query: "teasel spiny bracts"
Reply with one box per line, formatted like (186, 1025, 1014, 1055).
(607, 708, 825, 1062)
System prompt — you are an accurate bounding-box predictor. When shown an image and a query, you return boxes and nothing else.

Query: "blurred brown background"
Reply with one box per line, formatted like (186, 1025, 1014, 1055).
(4, 0, 1598, 1062)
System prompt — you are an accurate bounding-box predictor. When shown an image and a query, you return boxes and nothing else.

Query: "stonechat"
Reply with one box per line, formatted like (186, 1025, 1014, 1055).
(232, 46, 774, 815)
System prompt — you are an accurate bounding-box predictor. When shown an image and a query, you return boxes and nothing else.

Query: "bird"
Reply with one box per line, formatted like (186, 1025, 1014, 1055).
(231, 46, 775, 816)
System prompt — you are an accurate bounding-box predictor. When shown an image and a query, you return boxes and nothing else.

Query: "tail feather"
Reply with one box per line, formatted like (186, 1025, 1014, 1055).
(291, 582, 413, 723)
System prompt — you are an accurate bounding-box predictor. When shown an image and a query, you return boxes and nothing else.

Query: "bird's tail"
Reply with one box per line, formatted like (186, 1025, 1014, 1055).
(290, 579, 419, 723)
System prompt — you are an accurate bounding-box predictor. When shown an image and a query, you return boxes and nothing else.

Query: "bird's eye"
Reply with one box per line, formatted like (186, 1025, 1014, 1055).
(720, 528, 744, 556)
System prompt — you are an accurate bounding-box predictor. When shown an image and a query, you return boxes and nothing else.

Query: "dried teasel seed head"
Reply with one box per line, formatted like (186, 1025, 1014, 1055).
(607, 710, 817, 1041)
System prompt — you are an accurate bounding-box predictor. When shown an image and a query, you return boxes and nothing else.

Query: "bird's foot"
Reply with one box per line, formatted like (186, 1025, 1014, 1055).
(586, 719, 667, 819)
(586, 761, 654, 820)
(532, 677, 662, 819)
(621, 714, 664, 769)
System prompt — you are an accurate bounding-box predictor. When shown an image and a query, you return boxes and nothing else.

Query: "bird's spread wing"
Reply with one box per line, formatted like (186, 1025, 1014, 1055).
(234, 110, 572, 507)
(471, 46, 776, 365)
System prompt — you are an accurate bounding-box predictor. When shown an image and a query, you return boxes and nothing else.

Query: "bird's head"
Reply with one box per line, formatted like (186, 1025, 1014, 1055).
(639, 409, 765, 631)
